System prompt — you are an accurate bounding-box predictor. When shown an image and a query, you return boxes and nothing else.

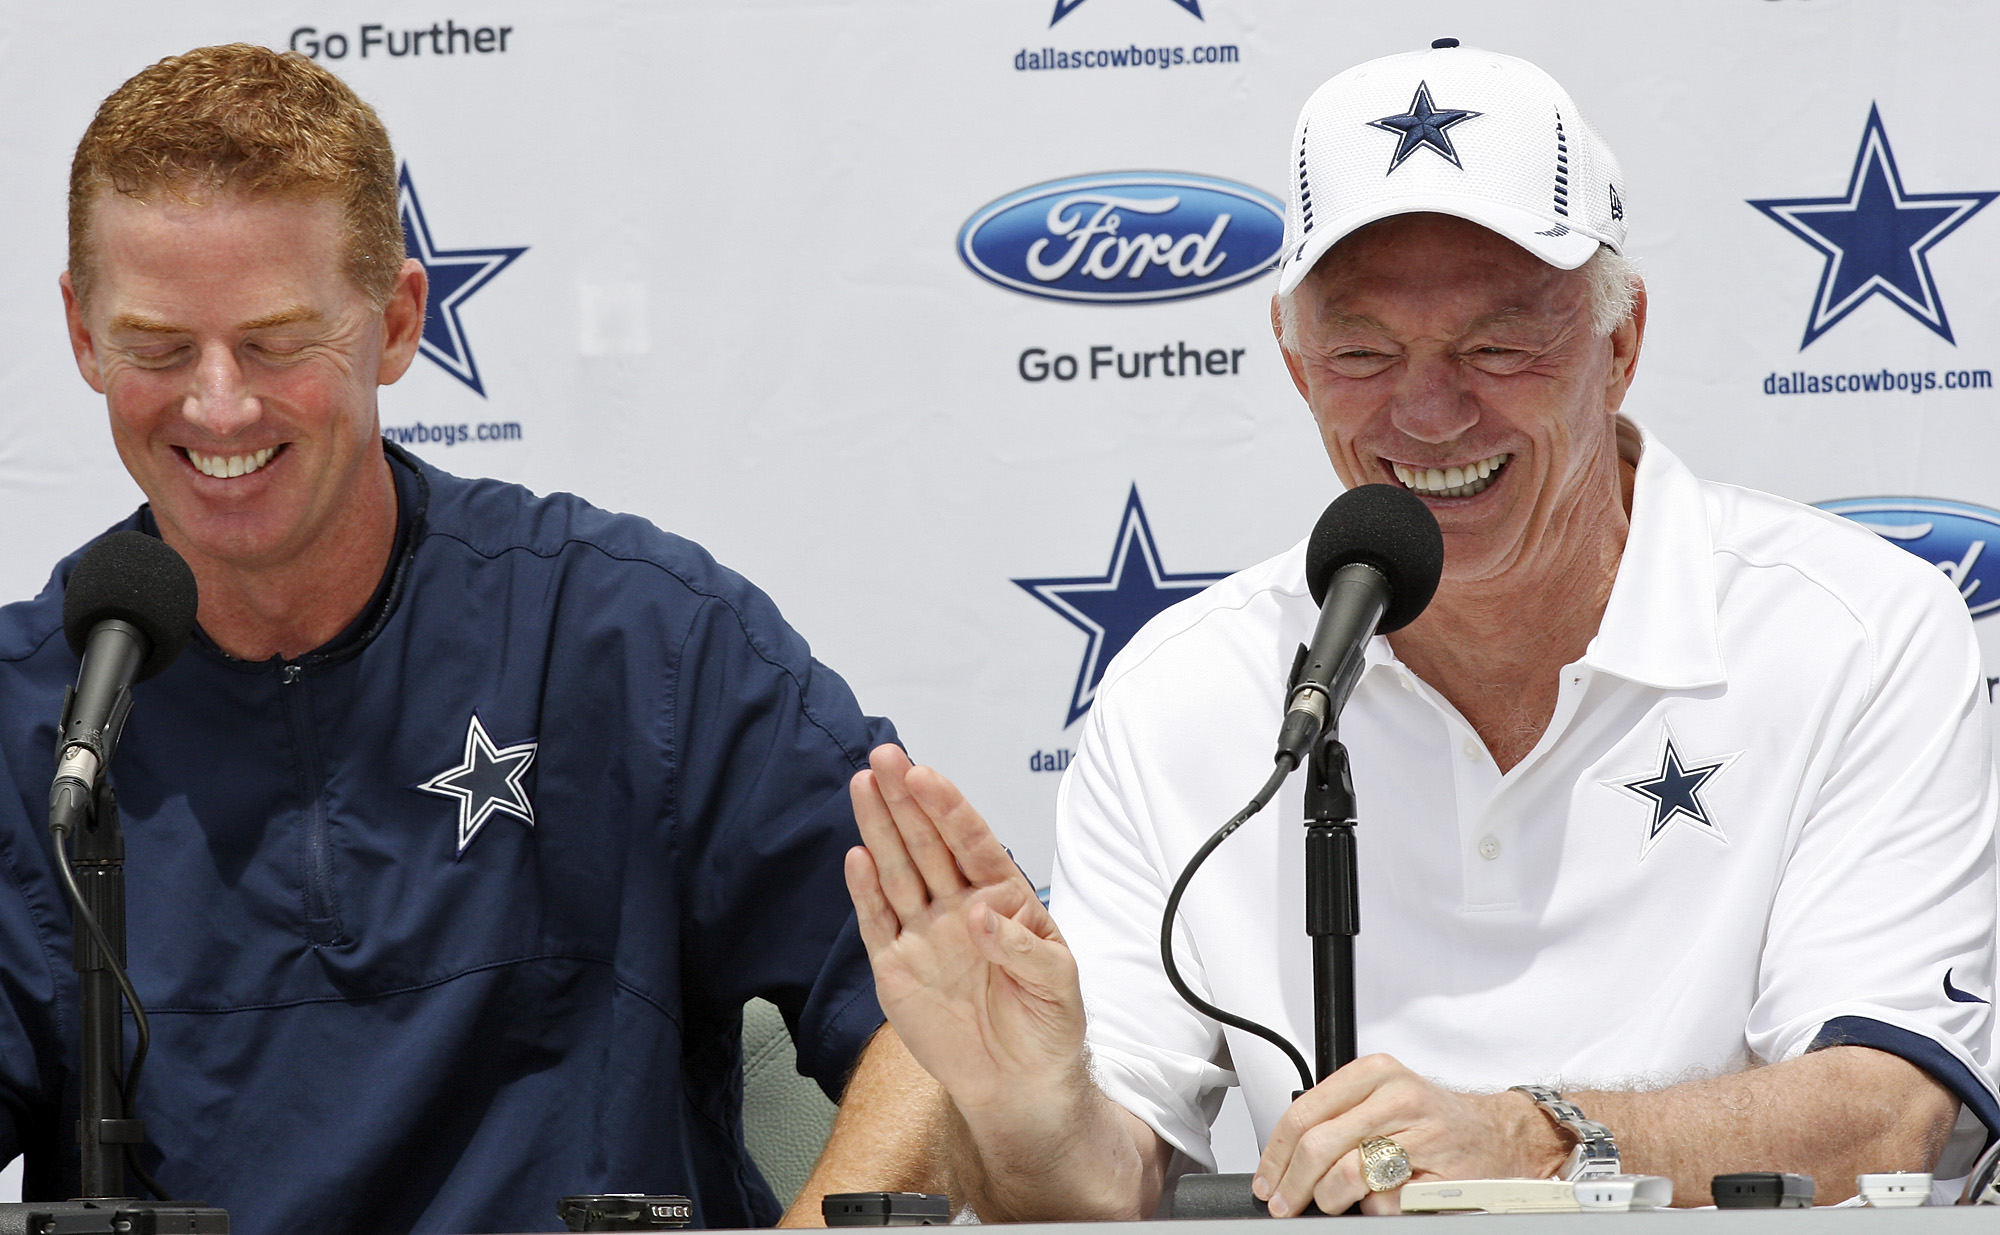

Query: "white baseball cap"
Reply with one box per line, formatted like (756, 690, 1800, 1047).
(1276, 38, 1627, 296)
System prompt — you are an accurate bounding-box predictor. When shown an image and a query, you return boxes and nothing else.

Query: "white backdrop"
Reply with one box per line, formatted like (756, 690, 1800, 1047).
(1, 0, 1998, 1181)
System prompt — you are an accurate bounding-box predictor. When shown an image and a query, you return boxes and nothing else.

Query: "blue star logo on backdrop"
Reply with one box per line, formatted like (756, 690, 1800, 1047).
(418, 714, 538, 856)
(1748, 106, 1996, 349)
(1014, 486, 1231, 728)
(1605, 725, 1739, 859)
(398, 165, 528, 396)
(1367, 82, 1482, 174)
(1050, 0, 1201, 26)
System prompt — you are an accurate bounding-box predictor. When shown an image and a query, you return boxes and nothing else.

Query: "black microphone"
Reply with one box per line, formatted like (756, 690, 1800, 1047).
(1274, 485, 1443, 765)
(50, 532, 199, 834)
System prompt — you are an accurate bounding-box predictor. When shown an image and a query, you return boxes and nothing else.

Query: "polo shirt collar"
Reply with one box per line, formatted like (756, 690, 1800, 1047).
(1581, 416, 1727, 690)
(1356, 416, 1725, 691)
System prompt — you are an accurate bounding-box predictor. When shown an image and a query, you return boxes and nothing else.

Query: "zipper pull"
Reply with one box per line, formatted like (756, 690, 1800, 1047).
(281, 664, 302, 685)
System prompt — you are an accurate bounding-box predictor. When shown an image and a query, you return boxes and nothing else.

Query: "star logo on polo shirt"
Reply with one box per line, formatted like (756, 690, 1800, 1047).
(1605, 724, 1739, 858)
(1748, 105, 1996, 349)
(399, 165, 529, 397)
(1368, 82, 1482, 174)
(1014, 486, 1231, 728)
(419, 714, 538, 856)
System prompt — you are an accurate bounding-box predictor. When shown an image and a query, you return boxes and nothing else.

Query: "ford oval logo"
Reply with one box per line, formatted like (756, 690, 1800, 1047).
(958, 172, 1285, 304)
(1817, 496, 2000, 618)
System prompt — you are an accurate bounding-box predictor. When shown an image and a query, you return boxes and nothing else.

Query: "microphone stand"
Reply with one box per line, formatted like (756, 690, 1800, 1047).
(1165, 726, 1364, 1220)
(0, 714, 231, 1232)
(71, 778, 139, 1198)
(1302, 726, 1358, 1083)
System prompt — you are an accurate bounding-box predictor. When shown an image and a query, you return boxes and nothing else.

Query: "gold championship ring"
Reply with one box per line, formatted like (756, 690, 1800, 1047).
(1359, 1135, 1413, 1192)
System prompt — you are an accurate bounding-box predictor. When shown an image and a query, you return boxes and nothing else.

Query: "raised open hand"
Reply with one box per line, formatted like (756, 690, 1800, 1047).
(843, 745, 1087, 1115)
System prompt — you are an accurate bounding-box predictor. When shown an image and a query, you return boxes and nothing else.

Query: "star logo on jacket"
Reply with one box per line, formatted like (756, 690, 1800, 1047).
(1748, 105, 1996, 349)
(399, 165, 528, 397)
(418, 714, 538, 856)
(1049, 0, 1201, 26)
(1604, 723, 1740, 858)
(1368, 82, 1482, 174)
(1014, 485, 1231, 728)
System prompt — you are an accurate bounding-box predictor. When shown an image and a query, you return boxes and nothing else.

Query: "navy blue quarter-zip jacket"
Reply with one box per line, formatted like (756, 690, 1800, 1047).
(0, 443, 892, 1234)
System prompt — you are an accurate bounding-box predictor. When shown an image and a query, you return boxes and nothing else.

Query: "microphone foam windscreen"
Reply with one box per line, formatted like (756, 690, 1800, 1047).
(1305, 484, 1445, 633)
(63, 530, 200, 681)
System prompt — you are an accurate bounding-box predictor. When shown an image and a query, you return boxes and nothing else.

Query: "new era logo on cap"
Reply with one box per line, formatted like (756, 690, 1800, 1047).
(1279, 40, 1628, 296)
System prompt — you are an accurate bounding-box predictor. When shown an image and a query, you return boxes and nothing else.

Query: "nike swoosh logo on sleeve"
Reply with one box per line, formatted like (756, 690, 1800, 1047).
(1944, 968, 1989, 1004)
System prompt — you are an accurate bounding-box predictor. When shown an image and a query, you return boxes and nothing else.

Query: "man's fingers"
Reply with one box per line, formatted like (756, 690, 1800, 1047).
(966, 901, 1077, 1003)
(1253, 1055, 1386, 1197)
(1357, 1188, 1402, 1216)
(1255, 1056, 1419, 1217)
(1267, 1116, 1373, 1218)
(1307, 1147, 1368, 1218)
(843, 845, 900, 955)
(870, 747, 971, 902)
(905, 763, 1034, 889)
(971, 882, 1062, 943)
(849, 765, 930, 919)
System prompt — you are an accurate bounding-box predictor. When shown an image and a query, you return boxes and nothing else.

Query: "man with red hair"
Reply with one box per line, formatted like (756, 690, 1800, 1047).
(0, 42, 927, 1233)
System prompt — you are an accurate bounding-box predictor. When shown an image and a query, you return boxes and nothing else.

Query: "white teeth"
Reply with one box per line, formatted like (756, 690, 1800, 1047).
(1393, 452, 1511, 498)
(187, 446, 278, 479)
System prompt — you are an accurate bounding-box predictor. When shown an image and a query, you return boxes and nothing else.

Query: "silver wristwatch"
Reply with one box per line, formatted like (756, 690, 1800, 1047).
(1510, 1084, 1621, 1180)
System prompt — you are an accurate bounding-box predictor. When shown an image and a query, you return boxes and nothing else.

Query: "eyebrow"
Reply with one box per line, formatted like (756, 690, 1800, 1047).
(105, 312, 183, 335)
(105, 306, 322, 335)
(1463, 306, 1535, 331)
(238, 307, 321, 331)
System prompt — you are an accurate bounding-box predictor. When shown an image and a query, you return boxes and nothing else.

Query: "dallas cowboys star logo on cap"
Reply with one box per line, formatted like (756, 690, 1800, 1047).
(1014, 486, 1231, 728)
(419, 714, 538, 856)
(1368, 82, 1483, 174)
(399, 165, 528, 397)
(1748, 105, 1996, 349)
(1605, 724, 1739, 859)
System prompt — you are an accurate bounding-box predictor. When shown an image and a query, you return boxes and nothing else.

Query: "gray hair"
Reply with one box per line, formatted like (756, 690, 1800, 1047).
(1278, 243, 1641, 350)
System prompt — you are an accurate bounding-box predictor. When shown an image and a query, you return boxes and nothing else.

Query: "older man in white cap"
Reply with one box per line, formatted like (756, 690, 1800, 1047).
(842, 40, 1998, 1215)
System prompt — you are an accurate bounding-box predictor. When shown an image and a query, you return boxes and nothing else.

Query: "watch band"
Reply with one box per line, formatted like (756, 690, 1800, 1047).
(1510, 1084, 1621, 1180)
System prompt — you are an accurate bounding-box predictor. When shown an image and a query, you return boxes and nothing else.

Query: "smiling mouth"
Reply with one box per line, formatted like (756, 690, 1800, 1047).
(1392, 452, 1511, 499)
(182, 445, 283, 479)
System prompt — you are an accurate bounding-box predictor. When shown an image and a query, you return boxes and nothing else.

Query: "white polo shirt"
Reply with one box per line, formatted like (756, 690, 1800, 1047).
(1049, 421, 1999, 1172)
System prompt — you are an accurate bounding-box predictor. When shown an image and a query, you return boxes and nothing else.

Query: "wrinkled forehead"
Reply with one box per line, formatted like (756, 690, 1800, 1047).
(86, 184, 347, 270)
(81, 186, 358, 315)
(1301, 212, 1586, 324)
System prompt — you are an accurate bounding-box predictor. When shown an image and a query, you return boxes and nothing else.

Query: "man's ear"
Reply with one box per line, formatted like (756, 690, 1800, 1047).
(377, 258, 429, 385)
(1605, 277, 1647, 410)
(1271, 293, 1311, 402)
(60, 271, 107, 395)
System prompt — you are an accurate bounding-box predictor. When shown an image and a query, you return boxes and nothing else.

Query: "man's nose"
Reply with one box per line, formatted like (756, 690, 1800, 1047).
(1386, 352, 1479, 445)
(180, 343, 260, 436)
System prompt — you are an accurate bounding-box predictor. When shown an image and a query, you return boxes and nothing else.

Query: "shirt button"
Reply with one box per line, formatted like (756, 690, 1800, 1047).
(1478, 836, 1501, 860)
(1461, 739, 1481, 760)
